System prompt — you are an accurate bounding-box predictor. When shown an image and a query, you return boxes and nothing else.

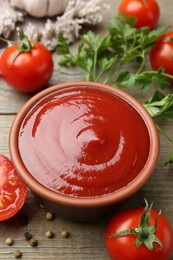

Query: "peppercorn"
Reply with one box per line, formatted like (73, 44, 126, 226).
(24, 232, 32, 241)
(61, 230, 69, 238)
(46, 212, 54, 221)
(13, 250, 22, 258)
(45, 230, 54, 238)
(29, 238, 38, 247)
(5, 237, 14, 246)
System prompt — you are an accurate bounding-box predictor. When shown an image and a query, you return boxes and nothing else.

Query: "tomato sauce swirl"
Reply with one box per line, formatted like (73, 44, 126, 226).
(18, 86, 150, 198)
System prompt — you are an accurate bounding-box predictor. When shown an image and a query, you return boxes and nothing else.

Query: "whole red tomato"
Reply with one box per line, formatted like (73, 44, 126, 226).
(0, 154, 28, 221)
(0, 30, 53, 93)
(118, 0, 160, 29)
(105, 201, 173, 260)
(150, 32, 173, 80)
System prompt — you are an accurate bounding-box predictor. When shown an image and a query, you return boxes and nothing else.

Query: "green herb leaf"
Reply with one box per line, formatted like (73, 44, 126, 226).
(146, 90, 165, 104)
(140, 26, 166, 51)
(135, 76, 152, 91)
(144, 91, 173, 119)
(57, 34, 70, 55)
(144, 91, 173, 164)
(109, 14, 137, 38)
(165, 149, 173, 165)
(57, 15, 166, 86)
(115, 71, 136, 88)
(98, 57, 116, 71)
(82, 31, 110, 53)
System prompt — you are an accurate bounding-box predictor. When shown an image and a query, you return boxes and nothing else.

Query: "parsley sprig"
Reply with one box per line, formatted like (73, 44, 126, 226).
(56, 14, 173, 164)
(57, 14, 167, 86)
(144, 91, 173, 164)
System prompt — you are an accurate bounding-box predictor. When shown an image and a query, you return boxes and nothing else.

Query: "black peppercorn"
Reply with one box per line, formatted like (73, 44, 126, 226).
(24, 232, 32, 241)
(13, 250, 22, 258)
(29, 238, 38, 247)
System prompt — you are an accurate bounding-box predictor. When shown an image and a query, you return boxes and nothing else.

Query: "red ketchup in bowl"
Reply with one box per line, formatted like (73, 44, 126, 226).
(18, 86, 150, 198)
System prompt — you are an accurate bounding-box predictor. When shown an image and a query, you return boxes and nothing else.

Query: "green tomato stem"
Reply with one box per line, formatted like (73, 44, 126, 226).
(109, 200, 163, 251)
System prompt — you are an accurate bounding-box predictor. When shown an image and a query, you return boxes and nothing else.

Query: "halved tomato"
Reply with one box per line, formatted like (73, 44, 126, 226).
(0, 154, 27, 221)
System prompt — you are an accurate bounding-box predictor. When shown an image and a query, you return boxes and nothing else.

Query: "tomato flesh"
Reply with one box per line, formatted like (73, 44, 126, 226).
(0, 154, 27, 221)
(118, 0, 160, 29)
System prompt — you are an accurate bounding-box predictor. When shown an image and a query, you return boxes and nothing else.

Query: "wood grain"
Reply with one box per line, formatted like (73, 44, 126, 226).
(0, 0, 173, 259)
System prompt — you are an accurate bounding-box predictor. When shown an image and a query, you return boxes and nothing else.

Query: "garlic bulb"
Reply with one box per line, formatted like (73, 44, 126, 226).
(10, 0, 67, 18)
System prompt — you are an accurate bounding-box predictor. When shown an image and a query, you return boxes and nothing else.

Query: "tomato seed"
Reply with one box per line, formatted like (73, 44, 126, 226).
(0, 201, 4, 208)
(9, 180, 17, 187)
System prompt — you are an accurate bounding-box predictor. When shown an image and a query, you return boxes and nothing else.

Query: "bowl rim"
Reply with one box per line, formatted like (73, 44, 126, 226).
(9, 81, 159, 208)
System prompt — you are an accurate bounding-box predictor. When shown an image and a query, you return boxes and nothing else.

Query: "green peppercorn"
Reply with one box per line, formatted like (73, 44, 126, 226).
(5, 237, 14, 246)
(29, 238, 38, 247)
(46, 212, 54, 221)
(45, 230, 54, 238)
(61, 230, 69, 238)
(13, 250, 22, 258)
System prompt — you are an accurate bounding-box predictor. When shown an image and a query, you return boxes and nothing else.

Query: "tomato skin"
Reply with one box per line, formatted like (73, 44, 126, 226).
(0, 42, 53, 93)
(118, 0, 160, 29)
(0, 154, 28, 221)
(150, 32, 173, 80)
(105, 207, 173, 260)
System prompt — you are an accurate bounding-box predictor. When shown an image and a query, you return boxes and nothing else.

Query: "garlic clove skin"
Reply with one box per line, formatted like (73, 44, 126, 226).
(47, 0, 67, 17)
(25, 0, 47, 17)
(10, 0, 67, 18)
(10, 0, 25, 9)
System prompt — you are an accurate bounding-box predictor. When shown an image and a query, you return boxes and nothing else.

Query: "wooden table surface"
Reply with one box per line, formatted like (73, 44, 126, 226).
(0, 0, 173, 259)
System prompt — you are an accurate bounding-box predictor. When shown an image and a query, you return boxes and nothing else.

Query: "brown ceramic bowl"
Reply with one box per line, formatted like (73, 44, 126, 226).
(9, 81, 159, 222)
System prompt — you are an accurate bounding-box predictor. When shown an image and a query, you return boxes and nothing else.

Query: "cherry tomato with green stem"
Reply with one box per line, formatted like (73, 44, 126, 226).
(0, 154, 28, 221)
(0, 29, 53, 93)
(118, 0, 160, 30)
(105, 200, 173, 260)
